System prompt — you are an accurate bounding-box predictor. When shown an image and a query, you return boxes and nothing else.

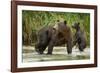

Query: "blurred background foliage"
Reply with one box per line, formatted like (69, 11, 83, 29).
(22, 10, 90, 46)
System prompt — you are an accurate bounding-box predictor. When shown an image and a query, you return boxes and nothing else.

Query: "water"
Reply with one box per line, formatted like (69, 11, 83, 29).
(22, 46, 90, 62)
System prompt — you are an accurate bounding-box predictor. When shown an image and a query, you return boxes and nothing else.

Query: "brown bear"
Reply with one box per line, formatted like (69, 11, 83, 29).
(72, 22, 87, 52)
(35, 20, 72, 55)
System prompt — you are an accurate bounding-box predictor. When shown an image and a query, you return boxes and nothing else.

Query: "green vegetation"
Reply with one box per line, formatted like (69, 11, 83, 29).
(22, 10, 90, 46)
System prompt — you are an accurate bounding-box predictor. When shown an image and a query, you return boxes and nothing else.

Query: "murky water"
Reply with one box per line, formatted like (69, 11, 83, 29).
(22, 46, 90, 62)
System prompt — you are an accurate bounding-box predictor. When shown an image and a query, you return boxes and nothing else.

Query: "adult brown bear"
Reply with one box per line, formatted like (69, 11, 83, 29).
(35, 20, 72, 55)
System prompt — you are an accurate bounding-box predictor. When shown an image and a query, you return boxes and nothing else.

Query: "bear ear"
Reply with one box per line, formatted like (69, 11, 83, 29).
(77, 22, 80, 25)
(64, 20, 67, 24)
(57, 20, 59, 22)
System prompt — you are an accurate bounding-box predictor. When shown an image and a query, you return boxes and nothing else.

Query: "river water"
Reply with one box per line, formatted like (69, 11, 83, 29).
(22, 46, 90, 63)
